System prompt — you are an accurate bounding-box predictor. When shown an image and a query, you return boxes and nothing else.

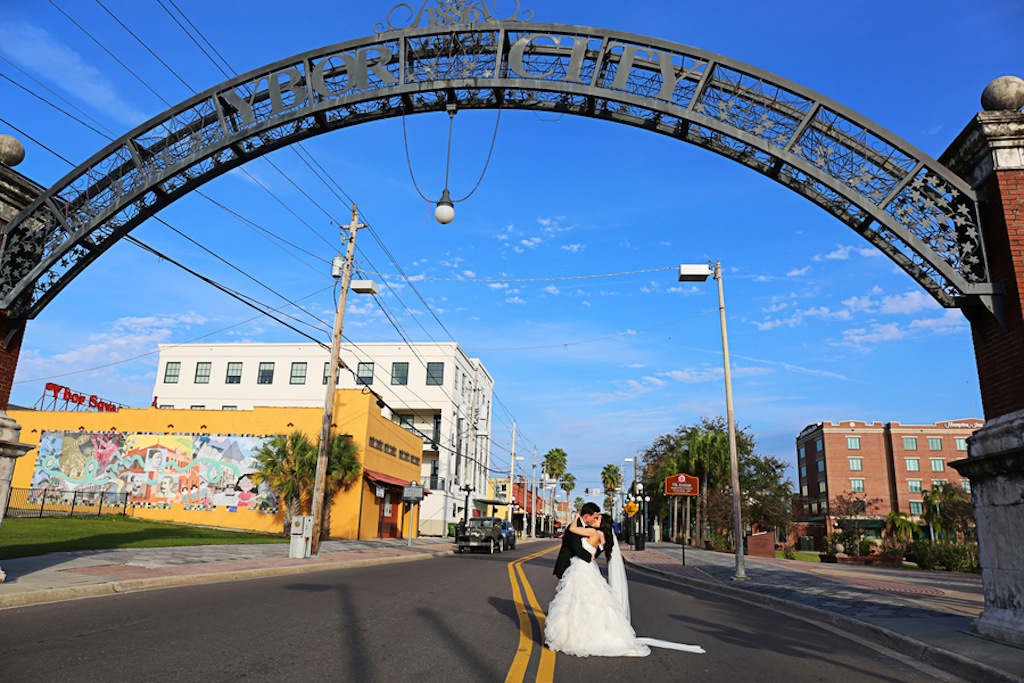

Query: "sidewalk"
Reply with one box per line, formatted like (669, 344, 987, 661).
(623, 542, 1023, 683)
(0, 537, 457, 609)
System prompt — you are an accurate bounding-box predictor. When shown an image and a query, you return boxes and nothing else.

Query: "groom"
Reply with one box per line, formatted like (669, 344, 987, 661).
(553, 502, 602, 579)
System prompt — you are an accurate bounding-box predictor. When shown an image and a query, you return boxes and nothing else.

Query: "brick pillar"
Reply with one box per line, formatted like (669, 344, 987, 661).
(940, 105, 1024, 647)
(0, 314, 25, 410)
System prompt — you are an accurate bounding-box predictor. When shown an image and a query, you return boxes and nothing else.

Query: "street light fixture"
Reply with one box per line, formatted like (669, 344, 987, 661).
(678, 261, 747, 580)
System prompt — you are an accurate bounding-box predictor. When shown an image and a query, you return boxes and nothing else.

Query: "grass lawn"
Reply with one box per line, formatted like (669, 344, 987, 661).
(774, 550, 821, 562)
(0, 516, 287, 561)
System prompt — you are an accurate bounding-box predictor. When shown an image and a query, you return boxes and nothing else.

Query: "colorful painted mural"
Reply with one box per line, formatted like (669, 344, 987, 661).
(30, 431, 279, 513)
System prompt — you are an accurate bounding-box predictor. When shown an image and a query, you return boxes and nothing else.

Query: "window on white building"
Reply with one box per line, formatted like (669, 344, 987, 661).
(928, 437, 942, 451)
(910, 501, 923, 515)
(906, 458, 920, 472)
(426, 362, 444, 386)
(903, 436, 918, 450)
(908, 479, 922, 493)
(930, 458, 945, 472)
(323, 362, 330, 385)
(158, 404, 173, 409)
(226, 362, 242, 384)
(850, 478, 864, 493)
(398, 414, 414, 430)
(847, 436, 861, 450)
(848, 457, 863, 471)
(164, 362, 181, 384)
(356, 362, 374, 385)
(290, 362, 307, 385)
(391, 362, 409, 385)
(222, 405, 237, 410)
(194, 362, 211, 384)
(257, 362, 275, 384)
(190, 405, 205, 410)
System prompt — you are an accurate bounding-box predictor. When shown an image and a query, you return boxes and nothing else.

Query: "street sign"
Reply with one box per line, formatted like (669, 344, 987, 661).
(402, 484, 424, 502)
(624, 501, 639, 517)
(664, 473, 699, 497)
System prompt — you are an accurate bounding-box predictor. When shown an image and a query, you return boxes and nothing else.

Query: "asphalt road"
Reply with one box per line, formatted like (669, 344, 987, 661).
(3, 541, 959, 682)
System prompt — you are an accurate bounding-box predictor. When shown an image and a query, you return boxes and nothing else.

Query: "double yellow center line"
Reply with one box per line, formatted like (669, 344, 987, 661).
(505, 545, 559, 683)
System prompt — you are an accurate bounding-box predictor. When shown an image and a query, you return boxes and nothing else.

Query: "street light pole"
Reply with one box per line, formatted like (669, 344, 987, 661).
(679, 261, 747, 580)
(310, 205, 365, 555)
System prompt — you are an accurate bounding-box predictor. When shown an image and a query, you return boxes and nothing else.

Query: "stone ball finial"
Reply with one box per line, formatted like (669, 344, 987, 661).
(0, 134, 26, 167)
(981, 76, 1024, 111)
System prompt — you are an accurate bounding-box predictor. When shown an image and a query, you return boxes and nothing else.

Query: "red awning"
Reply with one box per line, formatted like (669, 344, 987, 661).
(364, 469, 431, 494)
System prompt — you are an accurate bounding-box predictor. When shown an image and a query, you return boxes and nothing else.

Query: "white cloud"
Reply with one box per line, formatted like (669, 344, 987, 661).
(787, 266, 811, 277)
(519, 237, 543, 249)
(909, 309, 968, 334)
(879, 290, 941, 315)
(840, 323, 907, 347)
(0, 22, 149, 126)
(506, 296, 526, 304)
(561, 243, 584, 253)
(488, 282, 509, 290)
(462, 270, 476, 278)
(543, 285, 560, 295)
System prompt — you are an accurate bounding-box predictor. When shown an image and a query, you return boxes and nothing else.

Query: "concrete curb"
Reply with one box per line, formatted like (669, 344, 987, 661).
(624, 558, 1022, 683)
(0, 548, 454, 610)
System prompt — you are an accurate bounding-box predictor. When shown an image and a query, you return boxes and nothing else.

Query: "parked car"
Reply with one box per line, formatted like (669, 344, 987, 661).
(499, 519, 517, 551)
(456, 516, 504, 554)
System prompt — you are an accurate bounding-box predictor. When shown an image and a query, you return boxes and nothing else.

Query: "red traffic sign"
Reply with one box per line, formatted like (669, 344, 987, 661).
(664, 473, 699, 497)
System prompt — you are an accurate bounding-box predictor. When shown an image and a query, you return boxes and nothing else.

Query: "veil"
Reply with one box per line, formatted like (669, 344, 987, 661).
(607, 541, 631, 622)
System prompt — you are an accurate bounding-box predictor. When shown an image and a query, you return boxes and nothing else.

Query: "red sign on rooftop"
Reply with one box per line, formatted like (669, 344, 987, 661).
(664, 473, 699, 497)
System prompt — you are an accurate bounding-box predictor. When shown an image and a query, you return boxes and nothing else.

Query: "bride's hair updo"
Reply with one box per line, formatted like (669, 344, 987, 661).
(598, 514, 616, 560)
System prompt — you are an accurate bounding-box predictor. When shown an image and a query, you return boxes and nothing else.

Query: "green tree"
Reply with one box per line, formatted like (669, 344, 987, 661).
(738, 452, 794, 533)
(316, 433, 362, 539)
(884, 510, 917, 542)
(574, 496, 584, 513)
(561, 472, 576, 517)
(251, 430, 315, 534)
(542, 448, 568, 481)
(600, 464, 622, 496)
(923, 484, 974, 542)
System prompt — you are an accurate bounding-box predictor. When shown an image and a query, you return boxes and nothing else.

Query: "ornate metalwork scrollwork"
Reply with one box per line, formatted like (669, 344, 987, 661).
(374, 0, 533, 33)
(0, 20, 997, 321)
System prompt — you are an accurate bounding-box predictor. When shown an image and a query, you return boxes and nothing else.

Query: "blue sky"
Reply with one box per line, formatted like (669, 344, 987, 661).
(2, 1, 1021, 496)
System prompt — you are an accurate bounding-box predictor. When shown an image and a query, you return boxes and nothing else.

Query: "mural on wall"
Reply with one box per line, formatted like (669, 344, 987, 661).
(30, 431, 279, 513)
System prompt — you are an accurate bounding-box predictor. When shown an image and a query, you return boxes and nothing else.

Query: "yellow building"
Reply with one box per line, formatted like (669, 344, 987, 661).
(8, 390, 424, 540)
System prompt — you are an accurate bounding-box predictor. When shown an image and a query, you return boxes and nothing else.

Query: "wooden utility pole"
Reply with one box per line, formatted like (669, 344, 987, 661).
(310, 205, 364, 555)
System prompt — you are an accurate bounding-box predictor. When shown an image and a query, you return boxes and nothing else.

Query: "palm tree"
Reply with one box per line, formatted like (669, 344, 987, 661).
(316, 433, 362, 539)
(601, 464, 622, 496)
(542, 448, 568, 534)
(884, 510, 917, 542)
(561, 472, 576, 524)
(251, 430, 315, 534)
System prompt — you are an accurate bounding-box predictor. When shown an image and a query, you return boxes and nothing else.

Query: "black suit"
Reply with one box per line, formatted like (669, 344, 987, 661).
(553, 518, 593, 578)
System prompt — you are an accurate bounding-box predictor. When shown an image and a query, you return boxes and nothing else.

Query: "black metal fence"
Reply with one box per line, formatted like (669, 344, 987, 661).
(5, 487, 129, 518)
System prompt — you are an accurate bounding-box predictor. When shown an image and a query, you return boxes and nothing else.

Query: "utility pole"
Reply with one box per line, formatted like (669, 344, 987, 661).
(310, 205, 364, 555)
(508, 421, 517, 523)
(530, 447, 537, 539)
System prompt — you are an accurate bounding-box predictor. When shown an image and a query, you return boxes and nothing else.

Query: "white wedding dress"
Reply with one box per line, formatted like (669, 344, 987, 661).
(545, 538, 705, 657)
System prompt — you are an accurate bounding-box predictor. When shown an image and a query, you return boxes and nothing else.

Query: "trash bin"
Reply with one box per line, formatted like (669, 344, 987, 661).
(290, 515, 314, 558)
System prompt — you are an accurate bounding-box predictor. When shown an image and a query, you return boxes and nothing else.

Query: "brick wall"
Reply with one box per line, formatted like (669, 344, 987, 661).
(0, 315, 23, 409)
(971, 167, 1024, 418)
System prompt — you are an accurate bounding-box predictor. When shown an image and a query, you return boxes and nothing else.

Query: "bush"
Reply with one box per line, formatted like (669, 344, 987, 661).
(783, 544, 797, 560)
(878, 537, 905, 559)
(709, 533, 733, 552)
(857, 538, 876, 557)
(907, 540, 979, 572)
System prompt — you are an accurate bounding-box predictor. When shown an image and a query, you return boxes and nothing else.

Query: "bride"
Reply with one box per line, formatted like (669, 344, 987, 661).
(545, 514, 705, 657)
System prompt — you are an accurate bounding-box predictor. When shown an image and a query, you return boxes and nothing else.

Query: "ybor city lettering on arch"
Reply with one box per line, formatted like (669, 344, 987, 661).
(44, 382, 120, 413)
(214, 31, 704, 131)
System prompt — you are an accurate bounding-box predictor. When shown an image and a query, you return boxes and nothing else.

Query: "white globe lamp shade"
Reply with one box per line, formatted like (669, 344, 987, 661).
(435, 188, 455, 224)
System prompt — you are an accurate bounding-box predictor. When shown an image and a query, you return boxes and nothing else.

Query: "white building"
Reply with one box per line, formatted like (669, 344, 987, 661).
(153, 342, 494, 535)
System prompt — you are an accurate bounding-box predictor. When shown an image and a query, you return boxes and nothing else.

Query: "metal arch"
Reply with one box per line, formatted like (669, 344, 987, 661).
(0, 20, 1001, 320)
